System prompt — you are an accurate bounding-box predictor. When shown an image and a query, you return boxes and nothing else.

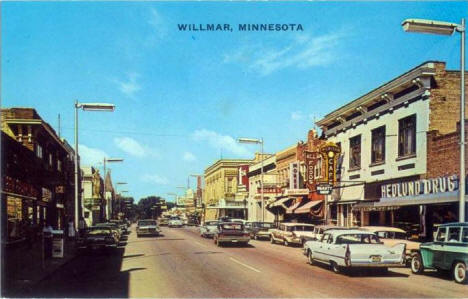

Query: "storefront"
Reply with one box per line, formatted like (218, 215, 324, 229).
(357, 175, 466, 241)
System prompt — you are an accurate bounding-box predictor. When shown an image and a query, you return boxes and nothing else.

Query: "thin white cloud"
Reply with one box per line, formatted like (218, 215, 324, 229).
(115, 72, 141, 98)
(79, 144, 108, 166)
(146, 8, 167, 45)
(141, 174, 169, 185)
(291, 111, 304, 121)
(192, 129, 252, 157)
(224, 31, 345, 76)
(183, 151, 197, 162)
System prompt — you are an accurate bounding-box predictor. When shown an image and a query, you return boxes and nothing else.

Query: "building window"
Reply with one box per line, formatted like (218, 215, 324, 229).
(398, 115, 416, 157)
(49, 153, 53, 166)
(349, 135, 361, 169)
(371, 126, 386, 164)
(57, 159, 62, 171)
(36, 144, 43, 159)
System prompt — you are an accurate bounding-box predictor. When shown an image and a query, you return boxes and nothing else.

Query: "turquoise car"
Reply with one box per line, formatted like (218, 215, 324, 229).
(411, 222, 468, 284)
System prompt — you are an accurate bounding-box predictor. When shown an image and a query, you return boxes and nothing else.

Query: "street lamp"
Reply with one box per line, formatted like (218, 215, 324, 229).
(103, 158, 124, 221)
(402, 18, 466, 222)
(238, 137, 264, 222)
(74, 101, 115, 231)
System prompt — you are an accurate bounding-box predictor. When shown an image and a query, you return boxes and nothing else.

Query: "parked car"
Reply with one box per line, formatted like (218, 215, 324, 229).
(95, 222, 122, 241)
(136, 219, 160, 237)
(229, 218, 247, 224)
(309, 225, 351, 243)
(158, 217, 170, 226)
(360, 226, 420, 263)
(245, 222, 275, 240)
(411, 222, 468, 284)
(269, 223, 315, 246)
(213, 222, 250, 246)
(110, 219, 128, 233)
(168, 216, 184, 228)
(77, 226, 119, 252)
(200, 220, 219, 238)
(303, 229, 406, 274)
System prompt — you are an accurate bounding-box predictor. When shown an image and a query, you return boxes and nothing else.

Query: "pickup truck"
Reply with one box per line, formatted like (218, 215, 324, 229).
(303, 229, 406, 274)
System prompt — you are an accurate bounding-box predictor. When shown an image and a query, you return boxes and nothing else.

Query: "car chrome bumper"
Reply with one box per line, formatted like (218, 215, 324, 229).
(218, 236, 250, 243)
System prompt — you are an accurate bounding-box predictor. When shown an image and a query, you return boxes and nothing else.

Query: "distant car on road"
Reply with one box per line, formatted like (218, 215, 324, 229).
(136, 219, 160, 237)
(411, 222, 468, 284)
(110, 219, 128, 233)
(269, 223, 315, 246)
(200, 220, 219, 238)
(245, 222, 275, 240)
(158, 216, 170, 226)
(303, 229, 406, 274)
(168, 216, 184, 228)
(213, 222, 250, 246)
(77, 226, 119, 252)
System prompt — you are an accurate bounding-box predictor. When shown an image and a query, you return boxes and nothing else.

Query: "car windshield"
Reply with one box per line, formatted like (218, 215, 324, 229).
(206, 221, 218, 226)
(95, 223, 117, 228)
(139, 221, 156, 226)
(221, 223, 243, 230)
(375, 231, 407, 239)
(336, 234, 381, 244)
(170, 217, 180, 220)
(259, 223, 274, 228)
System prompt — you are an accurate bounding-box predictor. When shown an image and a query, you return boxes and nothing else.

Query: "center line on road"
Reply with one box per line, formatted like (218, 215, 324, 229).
(194, 241, 207, 248)
(229, 257, 261, 273)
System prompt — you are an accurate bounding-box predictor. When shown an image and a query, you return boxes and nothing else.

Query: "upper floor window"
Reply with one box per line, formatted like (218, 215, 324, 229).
(398, 115, 416, 157)
(371, 126, 386, 164)
(48, 153, 53, 166)
(57, 159, 62, 172)
(36, 144, 43, 159)
(349, 135, 361, 169)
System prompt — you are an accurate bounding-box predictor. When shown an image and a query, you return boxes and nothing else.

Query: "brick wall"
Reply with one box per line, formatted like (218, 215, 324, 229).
(430, 62, 468, 134)
(427, 121, 468, 178)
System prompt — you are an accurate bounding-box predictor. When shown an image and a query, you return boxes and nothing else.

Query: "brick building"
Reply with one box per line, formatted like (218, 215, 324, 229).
(316, 61, 467, 239)
(1, 108, 76, 239)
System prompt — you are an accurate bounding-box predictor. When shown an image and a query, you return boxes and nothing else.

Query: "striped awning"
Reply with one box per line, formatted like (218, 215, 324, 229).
(294, 200, 323, 214)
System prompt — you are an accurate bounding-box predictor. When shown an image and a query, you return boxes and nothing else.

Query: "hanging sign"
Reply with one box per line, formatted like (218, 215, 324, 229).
(319, 142, 341, 185)
(304, 151, 319, 190)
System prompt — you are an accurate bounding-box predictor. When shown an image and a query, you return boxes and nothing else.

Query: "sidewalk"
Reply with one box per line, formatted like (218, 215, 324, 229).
(2, 238, 78, 297)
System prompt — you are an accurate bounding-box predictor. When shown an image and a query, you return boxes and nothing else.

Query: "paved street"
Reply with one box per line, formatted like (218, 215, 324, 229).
(17, 225, 467, 298)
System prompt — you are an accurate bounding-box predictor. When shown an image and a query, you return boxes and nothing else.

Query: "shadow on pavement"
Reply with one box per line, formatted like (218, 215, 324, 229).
(307, 262, 410, 278)
(17, 245, 131, 298)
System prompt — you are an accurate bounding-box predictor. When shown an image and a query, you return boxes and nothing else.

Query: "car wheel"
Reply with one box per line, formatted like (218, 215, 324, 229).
(331, 261, 341, 274)
(254, 235, 258, 240)
(270, 237, 275, 244)
(216, 239, 222, 247)
(411, 253, 424, 274)
(308, 250, 315, 265)
(453, 262, 467, 284)
(284, 240, 289, 246)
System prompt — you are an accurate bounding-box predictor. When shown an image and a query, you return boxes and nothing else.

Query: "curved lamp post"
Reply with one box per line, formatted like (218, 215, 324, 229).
(74, 101, 115, 230)
(402, 18, 466, 221)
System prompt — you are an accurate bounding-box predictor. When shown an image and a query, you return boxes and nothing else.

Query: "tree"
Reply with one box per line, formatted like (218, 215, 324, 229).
(137, 196, 163, 219)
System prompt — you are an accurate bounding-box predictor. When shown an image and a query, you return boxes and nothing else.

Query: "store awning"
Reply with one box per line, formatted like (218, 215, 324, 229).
(267, 197, 291, 209)
(294, 200, 322, 214)
(286, 200, 302, 214)
(374, 192, 465, 207)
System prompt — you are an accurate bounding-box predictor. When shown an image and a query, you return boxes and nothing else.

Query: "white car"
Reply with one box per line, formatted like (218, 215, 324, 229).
(168, 216, 184, 228)
(200, 221, 219, 238)
(303, 229, 406, 273)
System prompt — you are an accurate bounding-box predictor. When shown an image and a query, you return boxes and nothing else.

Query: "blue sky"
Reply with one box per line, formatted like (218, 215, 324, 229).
(2, 1, 466, 202)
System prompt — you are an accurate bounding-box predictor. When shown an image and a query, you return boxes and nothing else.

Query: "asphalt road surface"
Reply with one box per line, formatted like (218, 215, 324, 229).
(18, 225, 468, 298)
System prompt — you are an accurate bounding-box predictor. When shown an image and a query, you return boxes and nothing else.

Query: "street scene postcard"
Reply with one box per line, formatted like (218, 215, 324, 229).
(1, 0, 468, 298)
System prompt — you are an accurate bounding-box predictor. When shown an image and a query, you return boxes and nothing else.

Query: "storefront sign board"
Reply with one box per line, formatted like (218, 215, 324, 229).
(319, 142, 341, 185)
(381, 175, 458, 199)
